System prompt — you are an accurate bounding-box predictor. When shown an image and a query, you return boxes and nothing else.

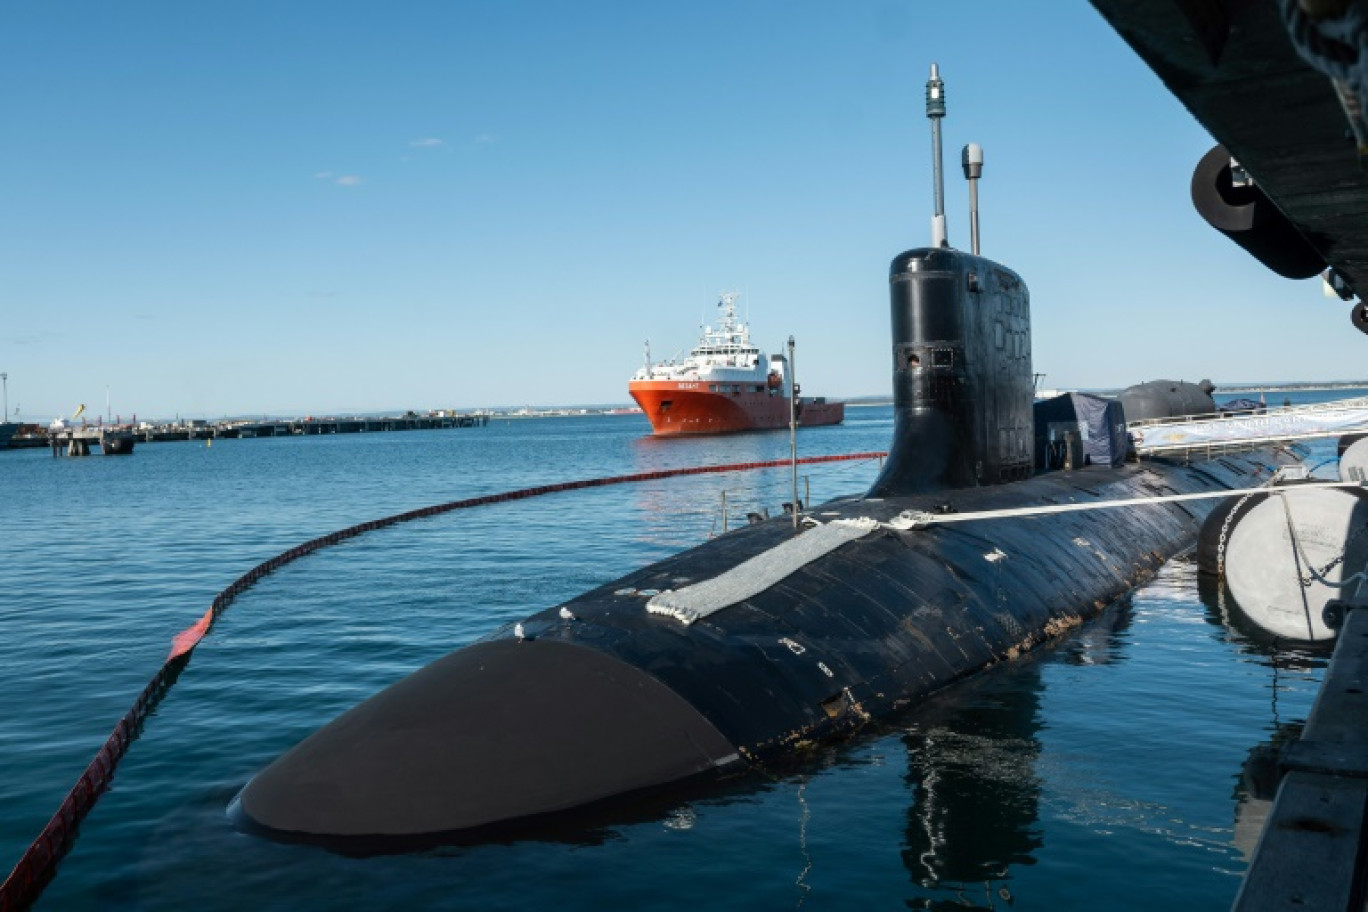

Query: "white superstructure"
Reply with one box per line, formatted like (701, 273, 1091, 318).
(633, 293, 790, 394)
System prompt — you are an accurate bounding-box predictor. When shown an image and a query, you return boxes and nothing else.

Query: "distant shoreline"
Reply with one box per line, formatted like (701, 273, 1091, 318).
(14, 381, 1366, 428)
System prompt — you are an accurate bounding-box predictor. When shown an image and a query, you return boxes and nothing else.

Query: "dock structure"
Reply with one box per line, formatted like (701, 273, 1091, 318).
(144, 413, 489, 442)
(7, 412, 492, 450)
(1234, 599, 1368, 911)
(49, 428, 136, 457)
(250, 414, 488, 437)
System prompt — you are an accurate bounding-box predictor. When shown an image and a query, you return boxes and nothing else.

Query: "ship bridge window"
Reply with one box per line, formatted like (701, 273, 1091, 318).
(709, 384, 718, 392)
(932, 349, 954, 367)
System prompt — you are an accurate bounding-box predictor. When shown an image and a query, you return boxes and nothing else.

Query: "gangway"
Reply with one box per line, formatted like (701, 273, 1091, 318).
(1130, 397, 1368, 459)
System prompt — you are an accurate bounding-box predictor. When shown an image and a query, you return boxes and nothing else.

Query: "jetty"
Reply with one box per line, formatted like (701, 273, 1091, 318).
(28, 412, 490, 455)
(48, 427, 137, 457)
(1234, 597, 1368, 911)
(163, 413, 488, 441)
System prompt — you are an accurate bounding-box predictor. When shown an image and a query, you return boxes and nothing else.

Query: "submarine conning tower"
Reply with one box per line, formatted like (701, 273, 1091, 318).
(866, 248, 1034, 496)
(868, 65, 1034, 498)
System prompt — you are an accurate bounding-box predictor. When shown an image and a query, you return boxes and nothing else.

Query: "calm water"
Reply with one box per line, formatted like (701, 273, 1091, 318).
(0, 394, 1354, 911)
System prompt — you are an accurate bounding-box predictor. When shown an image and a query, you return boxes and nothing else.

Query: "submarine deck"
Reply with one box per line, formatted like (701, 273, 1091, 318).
(511, 452, 1288, 764)
(234, 448, 1295, 845)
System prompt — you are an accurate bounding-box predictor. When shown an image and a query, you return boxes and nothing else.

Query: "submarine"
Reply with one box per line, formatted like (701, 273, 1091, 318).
(231, 65, 1296, 846)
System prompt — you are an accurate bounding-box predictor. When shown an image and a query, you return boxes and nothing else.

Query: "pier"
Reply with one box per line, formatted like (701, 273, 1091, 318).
(48, 428, 137, 457)
(27, 412, 490, 453)
(1234, 598, 1368, 911)
(176, 413, 488, 440)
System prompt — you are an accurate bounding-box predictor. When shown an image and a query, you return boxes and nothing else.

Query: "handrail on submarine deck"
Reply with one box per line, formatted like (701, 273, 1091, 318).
(1136, 436, 1331, 463)
(1127, 396, 1368, 430)
(1128, 397, 1368, 462)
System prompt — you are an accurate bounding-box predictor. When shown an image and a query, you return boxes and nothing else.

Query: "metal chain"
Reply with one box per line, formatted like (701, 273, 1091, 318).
(1299, 519, 1368, 587)
(1216, 491, 1258, 579)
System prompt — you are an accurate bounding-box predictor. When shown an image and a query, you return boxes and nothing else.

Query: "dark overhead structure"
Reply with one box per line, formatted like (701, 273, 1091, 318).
(1089, 0, 1368, 332)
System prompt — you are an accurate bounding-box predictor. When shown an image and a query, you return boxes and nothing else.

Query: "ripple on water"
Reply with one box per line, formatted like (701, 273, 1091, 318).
(0, 410, 1349, 910)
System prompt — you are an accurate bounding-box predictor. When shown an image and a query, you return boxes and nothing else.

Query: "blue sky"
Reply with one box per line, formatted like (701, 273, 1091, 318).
(2, 2, 1361, 420)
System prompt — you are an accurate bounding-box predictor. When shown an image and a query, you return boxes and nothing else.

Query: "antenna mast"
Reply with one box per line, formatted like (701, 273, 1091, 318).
(962, 142, 983, 255)
(926, 63, 948, 248)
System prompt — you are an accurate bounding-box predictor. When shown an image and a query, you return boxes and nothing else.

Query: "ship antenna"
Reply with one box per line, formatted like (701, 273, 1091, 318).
(926, 63, 948, 248)
(962, 142, 983, 255)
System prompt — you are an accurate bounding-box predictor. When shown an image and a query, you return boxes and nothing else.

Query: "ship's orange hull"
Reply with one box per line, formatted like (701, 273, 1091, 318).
(628, 381, 844, 436)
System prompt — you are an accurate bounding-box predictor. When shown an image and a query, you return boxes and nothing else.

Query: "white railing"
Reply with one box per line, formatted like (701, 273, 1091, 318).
(1130, 398, 1368, 456)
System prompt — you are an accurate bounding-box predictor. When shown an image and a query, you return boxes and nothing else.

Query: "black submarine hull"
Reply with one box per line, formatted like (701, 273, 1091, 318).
(232, 451, 1285, 844)
(234, 240, 1292, 844)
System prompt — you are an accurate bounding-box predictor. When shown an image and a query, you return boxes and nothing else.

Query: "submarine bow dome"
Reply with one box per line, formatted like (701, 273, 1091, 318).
(234, 639, 738, 839)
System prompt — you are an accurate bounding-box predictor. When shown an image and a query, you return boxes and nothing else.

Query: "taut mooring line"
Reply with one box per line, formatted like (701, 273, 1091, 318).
(0, 450, 885, 912)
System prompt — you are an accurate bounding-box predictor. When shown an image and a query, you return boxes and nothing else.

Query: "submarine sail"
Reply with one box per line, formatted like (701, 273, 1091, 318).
(232, 65, 1294, 846)
(867, 247, 1034, 497)
(870, 64, 1030, 497)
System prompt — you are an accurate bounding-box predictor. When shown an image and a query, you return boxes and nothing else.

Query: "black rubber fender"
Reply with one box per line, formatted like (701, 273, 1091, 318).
(1191, 144, 1325, 280)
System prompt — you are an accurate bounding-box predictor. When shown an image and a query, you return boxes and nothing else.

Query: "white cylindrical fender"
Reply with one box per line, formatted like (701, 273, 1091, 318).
(1340, 436, 1368, 483)
(1224, 487, 1368, 641)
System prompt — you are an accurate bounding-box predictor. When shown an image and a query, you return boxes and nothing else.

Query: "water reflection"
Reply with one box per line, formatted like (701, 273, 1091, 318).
(901, 660, 1045, 907)
(1057, 600, 1133, 666)
(897, 603, 1137, 909)
(1197, 572, 1332, 673)
(1231, 721, 1304, 862)
(1198, 573, 1334, 863)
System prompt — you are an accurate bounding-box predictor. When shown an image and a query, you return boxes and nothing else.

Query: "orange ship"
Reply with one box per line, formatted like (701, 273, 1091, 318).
(629, 293, 845, 436)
